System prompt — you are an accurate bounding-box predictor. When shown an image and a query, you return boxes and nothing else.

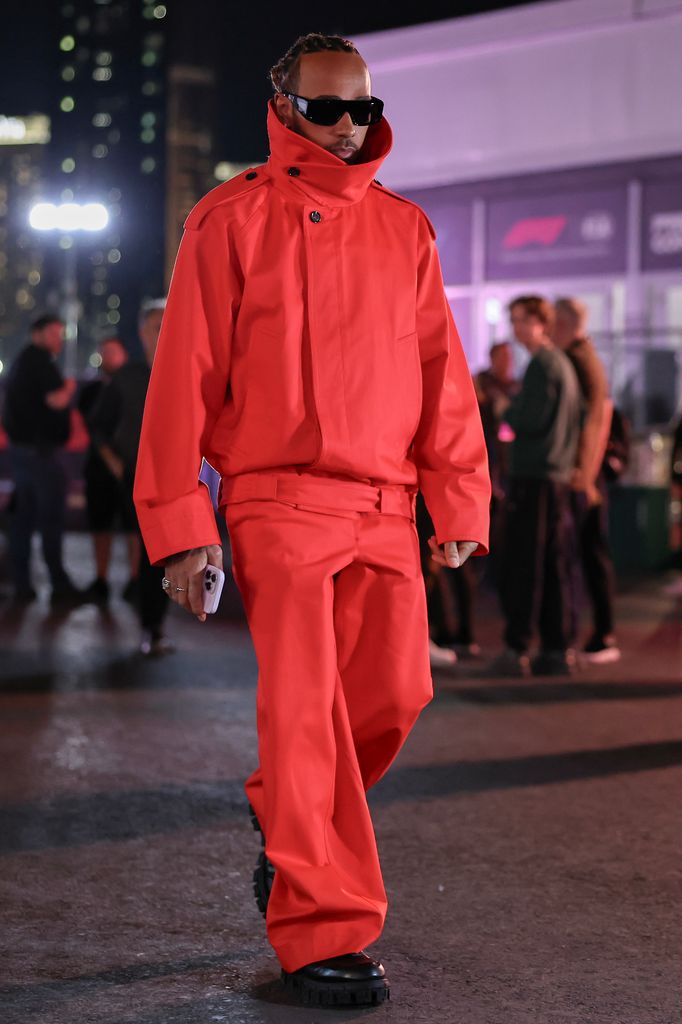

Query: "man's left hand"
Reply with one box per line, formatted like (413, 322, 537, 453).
(428, 537, 478, 569)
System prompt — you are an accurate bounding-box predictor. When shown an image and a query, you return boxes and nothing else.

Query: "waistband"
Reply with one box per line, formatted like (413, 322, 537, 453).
(221, 470, 416, 519)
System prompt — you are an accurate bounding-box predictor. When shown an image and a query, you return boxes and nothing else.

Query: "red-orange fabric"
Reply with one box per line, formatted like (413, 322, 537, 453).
(226, 491, 432, 972)
(134, 102, 490, 564)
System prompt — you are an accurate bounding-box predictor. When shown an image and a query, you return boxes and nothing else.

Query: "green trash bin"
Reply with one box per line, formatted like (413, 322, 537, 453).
(608, 485, 671, 573)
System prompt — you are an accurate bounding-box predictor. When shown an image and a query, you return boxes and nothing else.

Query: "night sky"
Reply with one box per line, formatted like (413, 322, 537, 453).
(1, 0, 559, 162)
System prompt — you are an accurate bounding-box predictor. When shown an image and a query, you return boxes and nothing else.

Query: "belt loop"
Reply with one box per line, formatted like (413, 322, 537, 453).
(377, 486, 385, 513)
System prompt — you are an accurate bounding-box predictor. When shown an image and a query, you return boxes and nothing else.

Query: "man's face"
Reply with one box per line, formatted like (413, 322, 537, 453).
(274, 51, 372, 163)
(510, 305, 546, 351)
(100, 339, 128, 375)
(139, 308, 164, 366)
(491, 344, 513, 380)
(38, 321, 65, 356)
(553, 309, 578, 350)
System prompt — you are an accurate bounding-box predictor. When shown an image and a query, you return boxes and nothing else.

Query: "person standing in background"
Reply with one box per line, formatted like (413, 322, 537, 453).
(553, 298, 620, 664)
(2, 314, 82, 606)
(491, 295, 581, 677)
(89, 301, 171, 655)
(78, 337, 140, 604)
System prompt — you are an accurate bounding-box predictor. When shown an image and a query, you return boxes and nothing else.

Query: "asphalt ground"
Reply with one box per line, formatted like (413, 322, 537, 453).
(0, 534, 681, 1024)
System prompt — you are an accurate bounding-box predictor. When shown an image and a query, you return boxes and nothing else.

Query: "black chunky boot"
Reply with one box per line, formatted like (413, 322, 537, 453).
(281, 951, 390, 1007)
(248, 804, 275, 917)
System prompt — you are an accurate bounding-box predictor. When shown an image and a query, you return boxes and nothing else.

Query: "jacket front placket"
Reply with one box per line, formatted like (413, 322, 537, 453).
(302, 201, 351, 467)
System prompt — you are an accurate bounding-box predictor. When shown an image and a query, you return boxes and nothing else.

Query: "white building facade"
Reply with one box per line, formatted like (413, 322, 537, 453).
(356, 0, 682, 428)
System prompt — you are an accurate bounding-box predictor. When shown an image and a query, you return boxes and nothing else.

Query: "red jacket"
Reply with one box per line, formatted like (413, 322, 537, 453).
(134, 103, 490, 564)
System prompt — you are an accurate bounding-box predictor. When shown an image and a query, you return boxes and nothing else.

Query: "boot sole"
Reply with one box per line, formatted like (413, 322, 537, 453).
(281, 969, 390, 1007)
(248, 804, 274, 917)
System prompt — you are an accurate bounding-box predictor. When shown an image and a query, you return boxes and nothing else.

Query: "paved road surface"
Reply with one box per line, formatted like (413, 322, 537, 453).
(1, 535, 681, 1023)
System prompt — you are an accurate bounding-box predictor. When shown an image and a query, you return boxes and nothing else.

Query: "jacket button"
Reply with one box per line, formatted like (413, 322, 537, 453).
(245, 171, 257, 180)
(309, 211, 321, 223)
(287, 166, 300, 176)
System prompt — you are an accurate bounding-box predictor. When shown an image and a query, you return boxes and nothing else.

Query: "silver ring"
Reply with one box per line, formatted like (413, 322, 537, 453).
(175, 587, 186, 593)
(161, 577, 171, 591)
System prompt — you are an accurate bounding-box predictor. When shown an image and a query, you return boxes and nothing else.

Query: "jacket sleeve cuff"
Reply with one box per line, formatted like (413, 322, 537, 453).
(419, 469, 490, 555)
(134, 486, 221, 566)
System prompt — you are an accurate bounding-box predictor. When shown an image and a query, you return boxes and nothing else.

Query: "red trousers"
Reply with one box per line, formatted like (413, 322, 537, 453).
(224, 470, 433, 972)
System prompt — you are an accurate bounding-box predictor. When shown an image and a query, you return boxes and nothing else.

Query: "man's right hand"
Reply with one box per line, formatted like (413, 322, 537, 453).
(163, 544, 224, 622)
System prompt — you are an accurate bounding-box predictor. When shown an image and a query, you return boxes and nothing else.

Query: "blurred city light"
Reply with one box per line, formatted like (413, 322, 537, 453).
(29, 202, 110, 232)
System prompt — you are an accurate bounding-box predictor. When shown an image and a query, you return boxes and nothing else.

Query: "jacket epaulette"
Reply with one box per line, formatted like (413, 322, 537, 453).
(370, 179, 436, 240)
(184, 166, 268, 230)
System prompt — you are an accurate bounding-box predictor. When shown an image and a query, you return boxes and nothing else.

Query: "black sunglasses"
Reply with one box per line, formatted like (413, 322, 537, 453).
(284, 92, 384, 127)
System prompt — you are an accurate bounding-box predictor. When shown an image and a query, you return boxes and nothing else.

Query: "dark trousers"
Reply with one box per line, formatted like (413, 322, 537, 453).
(416, 492, 475, 644)
(571, 484, 616, 639)
(501, 478, 574, 654)
(124, 470, 167, 636)
(7, 445, 69, 589)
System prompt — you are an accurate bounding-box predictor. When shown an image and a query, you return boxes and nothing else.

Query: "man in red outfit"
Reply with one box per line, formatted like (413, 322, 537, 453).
(135, 33, 490, 1007)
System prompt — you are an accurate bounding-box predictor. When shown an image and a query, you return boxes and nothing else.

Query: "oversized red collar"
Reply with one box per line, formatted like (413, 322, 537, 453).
(264, 100, 393, 208)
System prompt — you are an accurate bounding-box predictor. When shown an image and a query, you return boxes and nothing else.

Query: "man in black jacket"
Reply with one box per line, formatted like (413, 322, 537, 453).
(2, 314, 81, 604)
(89, 301, 170, 654)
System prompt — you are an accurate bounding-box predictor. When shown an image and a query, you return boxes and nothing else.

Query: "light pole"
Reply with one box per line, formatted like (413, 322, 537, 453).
(28, 202, 109, 378)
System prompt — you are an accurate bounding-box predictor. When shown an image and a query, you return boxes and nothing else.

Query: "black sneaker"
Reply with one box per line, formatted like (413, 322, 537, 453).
(50, 580, 85, 608)
(583, 634, 621, 664)
(82, 577, 110, 604)
(122, 576, 140, 603)
(249, 804, 274, 917)
(531, 649, 576, 676)
(281, 951, 390, 1007)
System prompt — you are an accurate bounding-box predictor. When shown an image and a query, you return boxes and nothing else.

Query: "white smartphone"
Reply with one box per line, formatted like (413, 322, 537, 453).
(202, 564, 225, 614)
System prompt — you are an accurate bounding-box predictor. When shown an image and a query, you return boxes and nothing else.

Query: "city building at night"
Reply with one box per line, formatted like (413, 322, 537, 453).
(0, 115, 51, 371)
(358, 0, 682, 431)
(45, 0, 170, 365)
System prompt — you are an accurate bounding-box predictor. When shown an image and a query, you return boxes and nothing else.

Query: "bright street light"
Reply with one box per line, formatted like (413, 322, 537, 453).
(29, 201, 109, 232)
(28, 201, 111, 376)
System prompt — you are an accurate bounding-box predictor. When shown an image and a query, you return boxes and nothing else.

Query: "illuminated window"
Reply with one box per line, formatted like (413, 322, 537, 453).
(107, 310, 120, 324)
(107, 294, 120, 308)
(61, 66, 76, 81)
(107, 248, 121, 263)
(59, 237, 74, 250)
(141, 157, 156, 173)
(60, 96, 75, 112)
(140, 128, 155, 143)
(61, 157, 76, 173)
(93, 68, 112, 82)
(95, 51, 112, 66)
(141, 51, 157, 67)
(89, 353, 103, 368)
(153, 5, 167, 17)
(141, 112, 156, 127)
(93, 113, 112, 127)
(92, 144, 109, 158)
(60, 35, 76, 52)
(28, 270, 41, 285)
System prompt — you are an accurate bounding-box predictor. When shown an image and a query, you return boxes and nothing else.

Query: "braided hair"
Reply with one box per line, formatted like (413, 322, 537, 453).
(270, 33, 360, 95)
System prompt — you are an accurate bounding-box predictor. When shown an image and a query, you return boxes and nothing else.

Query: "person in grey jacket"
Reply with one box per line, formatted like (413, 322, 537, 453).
(490, 295, 582, 677)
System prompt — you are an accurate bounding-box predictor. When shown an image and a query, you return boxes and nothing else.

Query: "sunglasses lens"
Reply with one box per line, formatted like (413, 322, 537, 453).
(303, 98, 384, 126)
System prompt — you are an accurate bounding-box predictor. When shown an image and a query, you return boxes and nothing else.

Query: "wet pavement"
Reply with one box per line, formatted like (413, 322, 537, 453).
(1, 534, 681, 1024)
